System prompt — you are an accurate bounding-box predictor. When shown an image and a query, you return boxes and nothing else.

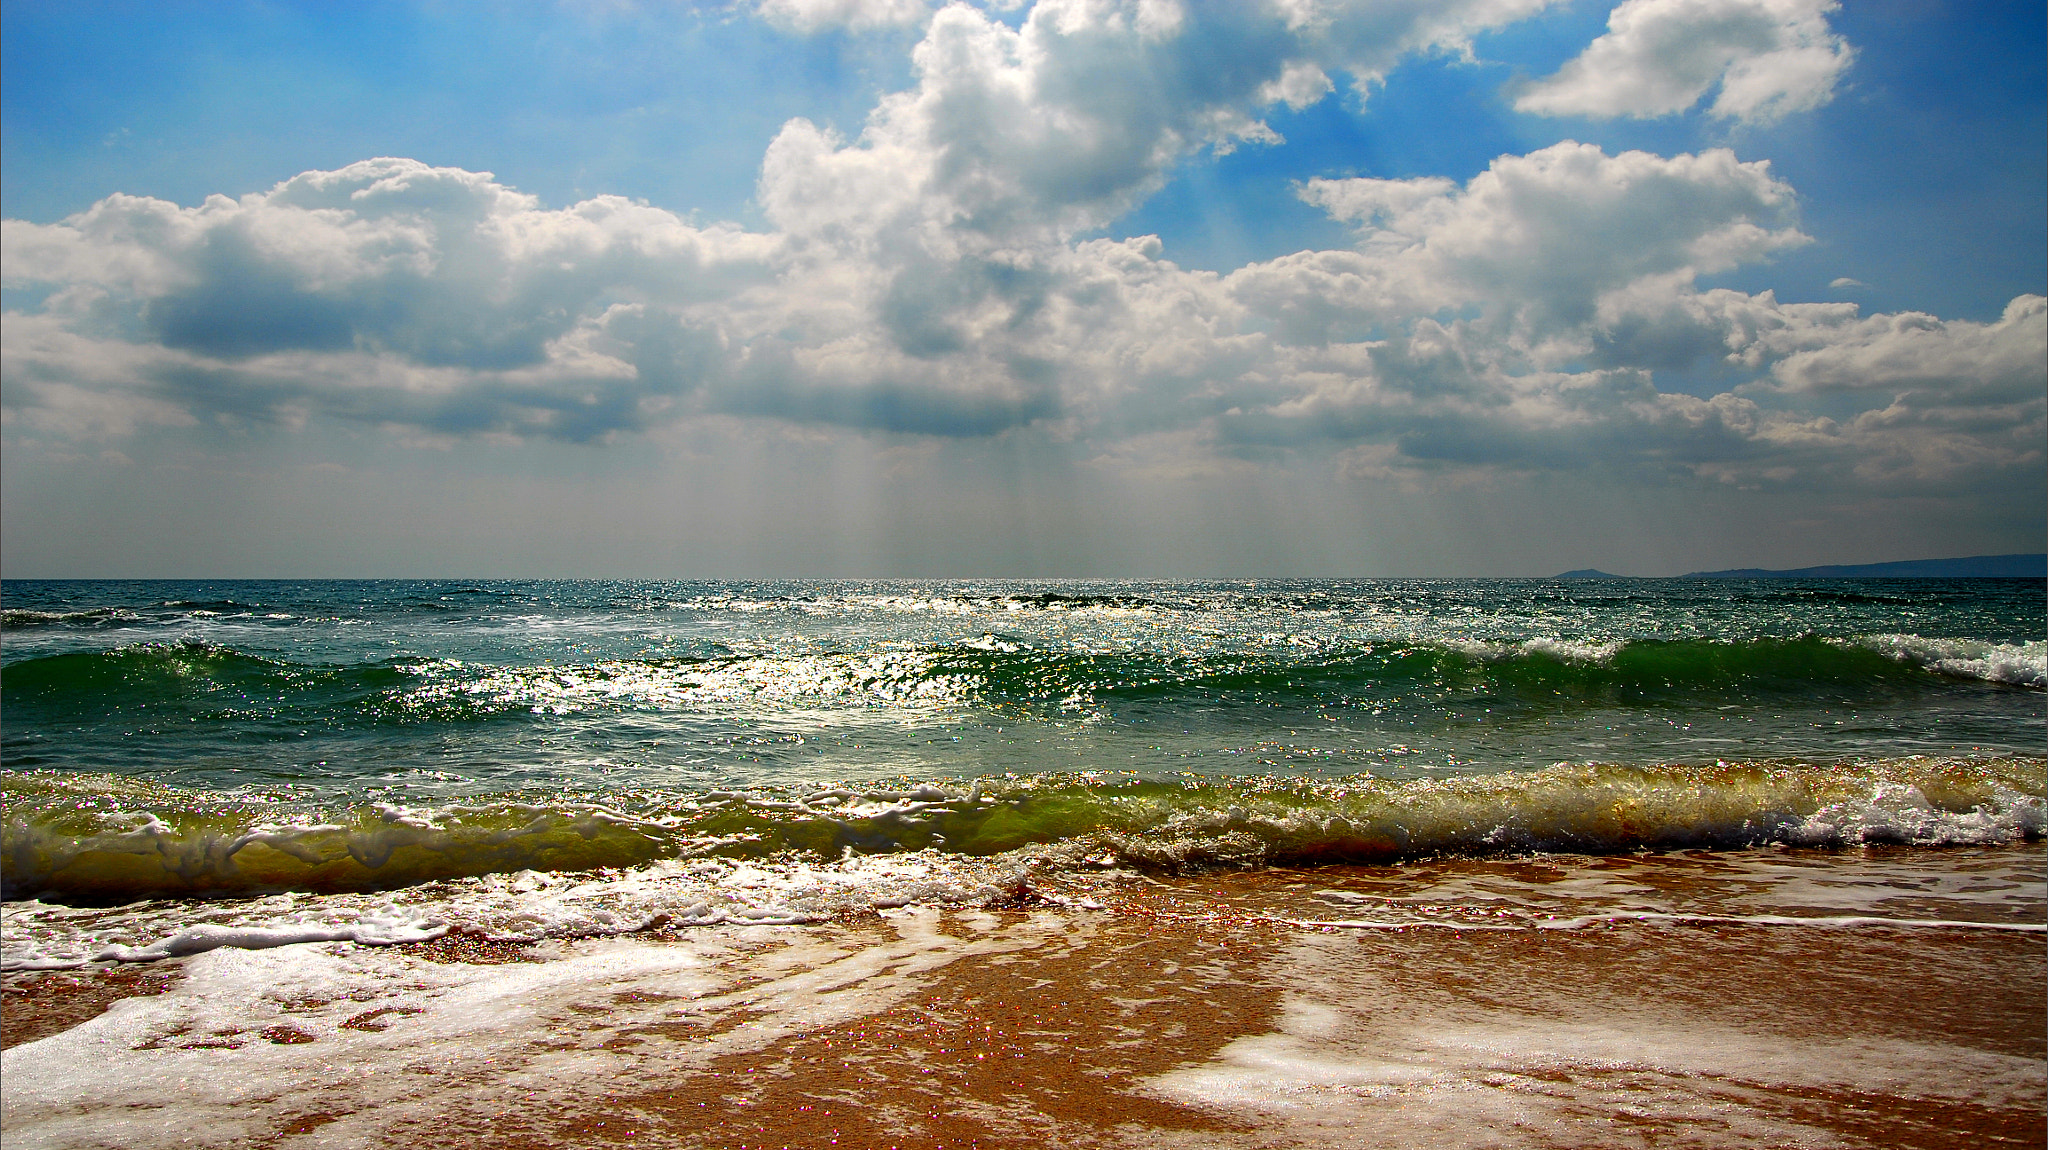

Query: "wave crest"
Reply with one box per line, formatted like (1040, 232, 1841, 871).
(7, 633, 2037, 738)
(1854, 634, 2046, 688)
(4, 758, 2038, 904)
(1, 607, 141, 629)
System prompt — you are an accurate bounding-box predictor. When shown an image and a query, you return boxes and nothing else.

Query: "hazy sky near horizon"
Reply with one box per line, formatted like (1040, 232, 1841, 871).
(3, 0, 2042, 577)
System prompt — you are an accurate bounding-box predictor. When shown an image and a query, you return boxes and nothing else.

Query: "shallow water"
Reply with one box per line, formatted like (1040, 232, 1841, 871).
(3, 848, 2040, 1149)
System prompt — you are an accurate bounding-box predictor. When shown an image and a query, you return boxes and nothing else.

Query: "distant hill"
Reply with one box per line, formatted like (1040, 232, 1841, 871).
(1553, 569, 1623, 579)
(1682, 554, 2045, 579)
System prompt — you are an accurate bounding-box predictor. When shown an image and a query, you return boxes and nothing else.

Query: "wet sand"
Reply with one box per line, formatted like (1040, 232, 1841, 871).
(4, 848, 2043, 1149)
(2, 966, 179, 1050)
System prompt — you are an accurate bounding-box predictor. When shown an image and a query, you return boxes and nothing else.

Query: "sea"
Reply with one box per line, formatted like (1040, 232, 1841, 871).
(2, 576, 2040, 961)
(3, 577, 2045, 1146)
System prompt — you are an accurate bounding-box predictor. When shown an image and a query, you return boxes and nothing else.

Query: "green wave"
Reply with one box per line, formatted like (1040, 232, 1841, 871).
(4, 635, 2029, 737)
(937, 635, 2023, 707)
(0, 642, 525, 729)
(4, 757, 2040, 900)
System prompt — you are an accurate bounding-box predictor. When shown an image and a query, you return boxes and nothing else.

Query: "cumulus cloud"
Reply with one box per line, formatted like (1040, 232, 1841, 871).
(1176, 143, 2036, 487)
(1763, 294, 2048, 400)
(1290, 142, 1807, 332)
(1578, 282, 2047, 487)
(1515, 0, 1854, 124)
(3, 159, 778, 441)
(3, 0, 2038, 502)
(1273, 0, 1556, 90)
(1591, 280, 2046, 399)
(755, 0, 1556, 248)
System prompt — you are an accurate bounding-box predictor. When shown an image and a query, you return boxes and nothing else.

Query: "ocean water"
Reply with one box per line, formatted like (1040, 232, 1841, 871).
(1, 577, 2042, 967)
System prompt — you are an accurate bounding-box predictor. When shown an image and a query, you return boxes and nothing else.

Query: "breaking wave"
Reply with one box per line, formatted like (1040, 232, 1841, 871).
(1, 607, 143, 630)
(1855, 634, 2046, 688)
(4, 633, 2039, 734)
(5, 757, 2039, 905)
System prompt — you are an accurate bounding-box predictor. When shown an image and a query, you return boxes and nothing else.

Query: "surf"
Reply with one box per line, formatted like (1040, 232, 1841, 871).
(5, 757, 2038, 903)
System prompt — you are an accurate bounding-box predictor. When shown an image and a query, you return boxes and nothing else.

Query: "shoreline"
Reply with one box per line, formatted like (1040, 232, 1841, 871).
(5, 847, 2044, 1148)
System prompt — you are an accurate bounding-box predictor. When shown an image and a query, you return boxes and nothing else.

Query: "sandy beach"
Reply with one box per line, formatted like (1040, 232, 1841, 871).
(6, 846, 2042, 1149)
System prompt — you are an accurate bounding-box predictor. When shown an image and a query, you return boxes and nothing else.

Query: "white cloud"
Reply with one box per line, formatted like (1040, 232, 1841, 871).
(754, 0, 1570, 247)
(1274, 0, 1555, 90)
(1592, 280, 2046, 402)
(1290, 142, 1807, 333)
(0, 312, 203, 440)
(3, 158, 780, 441)
(763, 2, 1298, 247)
(1260, 60, 1336, 110)
(1579, 283, 2047, 487)
(1515, 0, 1854, 124)
(1179, 145, 2036, 489)
(1764, 294, 2048, 401)
(3, 0, 2037, 506)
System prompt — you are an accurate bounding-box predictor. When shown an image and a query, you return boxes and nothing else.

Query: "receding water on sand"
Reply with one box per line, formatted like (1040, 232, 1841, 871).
(3, 846, 2041, 1149)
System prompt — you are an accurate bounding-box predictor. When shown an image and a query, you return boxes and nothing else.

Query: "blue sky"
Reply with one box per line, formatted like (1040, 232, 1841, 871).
(2, 0, 2042, 576)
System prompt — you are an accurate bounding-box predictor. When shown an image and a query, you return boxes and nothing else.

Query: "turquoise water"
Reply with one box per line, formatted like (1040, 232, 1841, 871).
(3, 578, 2042, 904)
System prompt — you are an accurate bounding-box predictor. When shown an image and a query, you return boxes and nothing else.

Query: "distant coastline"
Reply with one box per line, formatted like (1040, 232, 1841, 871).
(1554, 554, 2047, 579)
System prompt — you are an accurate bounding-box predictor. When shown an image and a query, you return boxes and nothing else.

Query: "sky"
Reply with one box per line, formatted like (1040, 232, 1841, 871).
(2, 0, 2042, 578)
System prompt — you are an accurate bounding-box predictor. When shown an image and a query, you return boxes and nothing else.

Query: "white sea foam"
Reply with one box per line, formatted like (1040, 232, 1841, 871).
(1787, 778, 2046, 845)
(1142, 964, 2047, 1145)
(92, 914, 450, 962)
(0, 904, 1065, 1148)
(673, 590, 1165, 620)
(0, 846, 1022, 971)
(409, 649, 979, 714)
(1446, 636, 1625, 664)
(0, 606, 141, 628)
(1853, 633, 2048, 687)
